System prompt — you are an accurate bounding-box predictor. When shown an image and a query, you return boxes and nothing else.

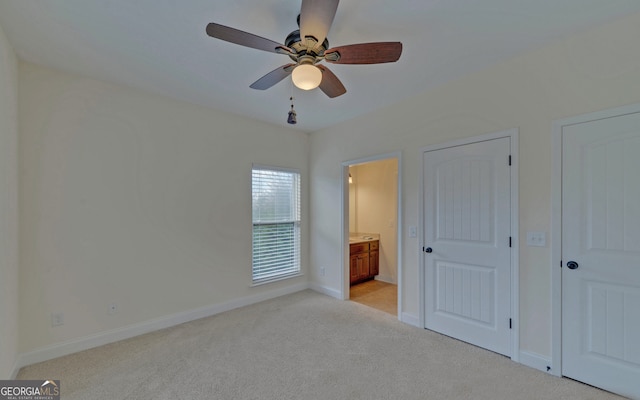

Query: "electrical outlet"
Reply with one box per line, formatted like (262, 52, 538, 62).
(51, 312, 64, 327)
(108, 303, 118, 315)
(319, 267, 325, 277)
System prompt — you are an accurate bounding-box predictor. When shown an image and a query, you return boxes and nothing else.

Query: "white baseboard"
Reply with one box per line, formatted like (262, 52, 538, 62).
(401, 312, 420, 328)
(10, 360, 20, 379)
(309, 283, 342, 299)
(374, 276, 397, 284)
(519, 350, 553, 374)
(16, 283, 309, 370)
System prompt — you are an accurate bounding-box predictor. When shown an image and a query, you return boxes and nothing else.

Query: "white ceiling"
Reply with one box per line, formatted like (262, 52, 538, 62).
(1, 0, 639, 132)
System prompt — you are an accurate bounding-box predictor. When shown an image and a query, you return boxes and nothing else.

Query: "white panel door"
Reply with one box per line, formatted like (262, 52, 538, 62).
(424, 137, 511, 356)
(562, 112, 640, 399)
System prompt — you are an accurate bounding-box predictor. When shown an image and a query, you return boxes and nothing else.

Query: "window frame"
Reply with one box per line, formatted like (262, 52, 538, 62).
(251, 164, 302, 285)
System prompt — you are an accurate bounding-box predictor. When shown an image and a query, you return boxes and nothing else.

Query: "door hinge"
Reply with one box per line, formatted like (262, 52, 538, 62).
(509, 237, 512, 247)
(508, 155, 512, 166)
(509, 318, 512, 329)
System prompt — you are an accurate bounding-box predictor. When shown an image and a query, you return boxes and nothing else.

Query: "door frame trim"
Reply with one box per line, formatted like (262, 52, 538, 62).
(419, 129, 519, 360)
(551, 102, 640, 377)
(341, 151, 403, 320)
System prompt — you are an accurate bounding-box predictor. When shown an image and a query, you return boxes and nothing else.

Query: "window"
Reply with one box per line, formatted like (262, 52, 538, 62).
(252, 165, 301, 284)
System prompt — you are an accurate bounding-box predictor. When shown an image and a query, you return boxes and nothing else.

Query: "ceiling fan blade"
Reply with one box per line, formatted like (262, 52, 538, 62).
(324, 42, 402, 64)
(317, 65, 346, 98)
(250, 64, 296, 90)
(299, 0, 339, 49)
(206, 23, 288, 54)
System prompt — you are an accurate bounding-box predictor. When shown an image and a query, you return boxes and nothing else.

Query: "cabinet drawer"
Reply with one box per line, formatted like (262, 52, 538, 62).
(369, 241, 379, 251)
(350, 243, 369, 254)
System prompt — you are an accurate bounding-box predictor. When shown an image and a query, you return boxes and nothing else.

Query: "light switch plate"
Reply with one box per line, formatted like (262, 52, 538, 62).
(408, 226, 417, 238)
(526, 231, 546, 247)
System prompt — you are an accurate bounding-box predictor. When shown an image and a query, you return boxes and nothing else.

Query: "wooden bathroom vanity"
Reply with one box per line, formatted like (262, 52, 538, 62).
(349, 237, 379, 285)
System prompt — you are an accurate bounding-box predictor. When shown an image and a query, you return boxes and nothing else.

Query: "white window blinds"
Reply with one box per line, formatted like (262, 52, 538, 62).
(252, 166, 301, 283)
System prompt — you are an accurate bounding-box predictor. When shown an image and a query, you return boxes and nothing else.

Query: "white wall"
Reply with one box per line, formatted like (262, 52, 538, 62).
(0, 21, 19, 378)
(310, 12, 640, 358)
(350, 159, 398, 283)
(18, 62, 310, 353)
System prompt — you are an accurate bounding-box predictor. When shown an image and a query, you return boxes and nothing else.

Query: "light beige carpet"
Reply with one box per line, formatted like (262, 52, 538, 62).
(18, 290, 623, 400)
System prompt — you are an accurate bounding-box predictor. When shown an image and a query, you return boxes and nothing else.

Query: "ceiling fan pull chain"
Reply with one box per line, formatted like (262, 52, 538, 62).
(287, 96, 297, 125)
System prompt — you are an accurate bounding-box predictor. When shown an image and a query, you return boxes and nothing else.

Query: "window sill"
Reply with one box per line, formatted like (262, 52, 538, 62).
(250, 272, 304, 287)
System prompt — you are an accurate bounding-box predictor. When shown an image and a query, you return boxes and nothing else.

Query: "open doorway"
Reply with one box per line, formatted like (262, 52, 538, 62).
(343, 153, 401, 318)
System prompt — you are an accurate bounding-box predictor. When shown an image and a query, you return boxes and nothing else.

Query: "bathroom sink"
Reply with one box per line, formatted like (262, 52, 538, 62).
(349, 236, 375, 243)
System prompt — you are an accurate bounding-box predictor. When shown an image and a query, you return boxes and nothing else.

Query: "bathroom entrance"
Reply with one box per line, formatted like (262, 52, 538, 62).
(343, 153, 400, 317)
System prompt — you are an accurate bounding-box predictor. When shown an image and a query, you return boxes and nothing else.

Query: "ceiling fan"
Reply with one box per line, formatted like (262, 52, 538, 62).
(206, 0, 402, 98)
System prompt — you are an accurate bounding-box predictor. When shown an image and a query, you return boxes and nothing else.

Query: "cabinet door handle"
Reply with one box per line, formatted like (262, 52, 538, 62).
(424, 247, 433, 253)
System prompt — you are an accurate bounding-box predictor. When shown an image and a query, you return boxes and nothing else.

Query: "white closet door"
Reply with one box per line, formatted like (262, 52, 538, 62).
(562, 111, 640, 400)
(424, 137, 511, 356)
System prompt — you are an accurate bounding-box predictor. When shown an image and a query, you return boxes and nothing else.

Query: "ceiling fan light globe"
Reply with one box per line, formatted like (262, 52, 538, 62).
(292, 64, 322, 90)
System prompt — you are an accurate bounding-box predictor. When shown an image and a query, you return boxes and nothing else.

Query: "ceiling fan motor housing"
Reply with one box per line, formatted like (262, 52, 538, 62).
(285, 30, 329, 62)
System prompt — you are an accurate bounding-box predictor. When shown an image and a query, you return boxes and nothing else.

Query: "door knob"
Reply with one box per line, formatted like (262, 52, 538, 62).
(424, 247, 433, 253)
(566, 261, 579, 270)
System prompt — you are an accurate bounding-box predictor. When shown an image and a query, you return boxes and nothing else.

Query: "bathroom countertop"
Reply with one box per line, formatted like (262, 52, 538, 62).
(348, 233, 380, 244)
